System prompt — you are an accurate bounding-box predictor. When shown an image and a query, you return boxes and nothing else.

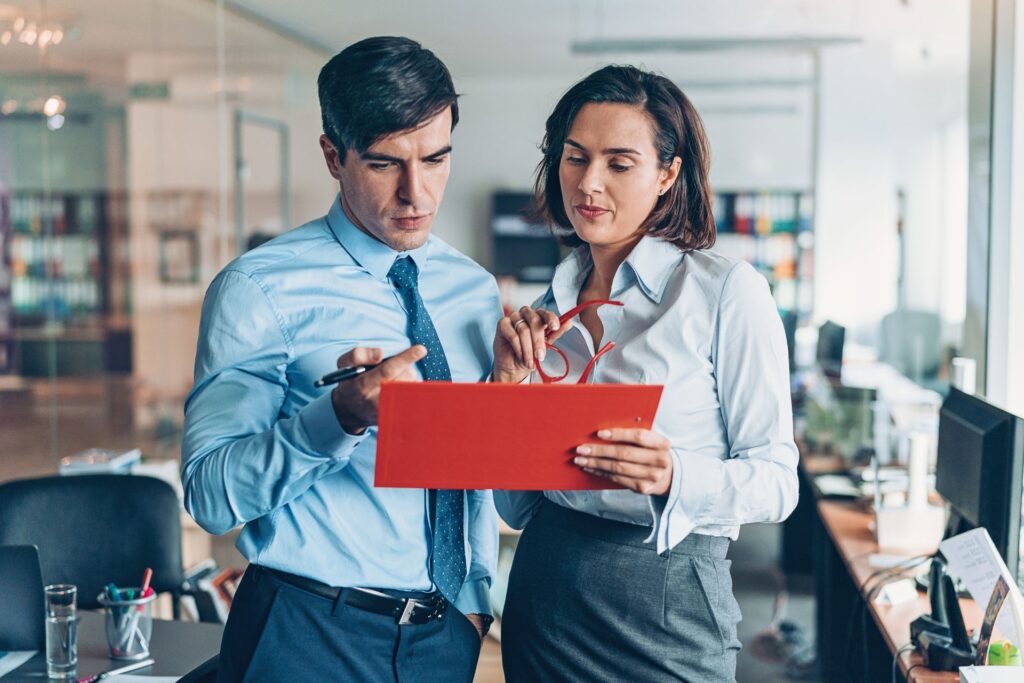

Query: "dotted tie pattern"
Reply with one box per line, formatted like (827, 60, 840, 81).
(388, 256, 466, 604)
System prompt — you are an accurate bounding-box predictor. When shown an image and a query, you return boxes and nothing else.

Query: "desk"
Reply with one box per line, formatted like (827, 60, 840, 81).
(807, 462, 982, 682)
(4, 612, 222, 681)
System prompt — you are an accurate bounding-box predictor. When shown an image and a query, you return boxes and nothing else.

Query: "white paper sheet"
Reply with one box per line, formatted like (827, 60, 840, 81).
(940, 527, 1024, 646)
(0, 651, 38, 678)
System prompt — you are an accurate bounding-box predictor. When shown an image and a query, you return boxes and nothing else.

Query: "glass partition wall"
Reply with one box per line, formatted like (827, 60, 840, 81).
(0, 0, 331, 488)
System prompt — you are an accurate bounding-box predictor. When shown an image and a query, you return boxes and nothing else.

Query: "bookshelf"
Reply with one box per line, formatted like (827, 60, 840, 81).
(0, 190, 131, 375)
(711, 190, 814, 319)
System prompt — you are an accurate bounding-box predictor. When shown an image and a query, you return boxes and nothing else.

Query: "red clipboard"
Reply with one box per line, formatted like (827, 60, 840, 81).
(374, 382, 663, 490)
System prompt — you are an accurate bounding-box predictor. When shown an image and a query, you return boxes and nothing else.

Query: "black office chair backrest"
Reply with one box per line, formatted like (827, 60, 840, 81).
(0, 474, 184, 610)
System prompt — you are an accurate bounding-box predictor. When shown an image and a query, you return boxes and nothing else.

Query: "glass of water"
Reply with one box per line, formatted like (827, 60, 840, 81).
(44, 584, 78, 680)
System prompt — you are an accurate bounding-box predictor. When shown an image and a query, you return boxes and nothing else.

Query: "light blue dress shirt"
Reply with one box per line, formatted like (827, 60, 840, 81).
(495, 236, 799, 553)
(182, 196, 501, 616)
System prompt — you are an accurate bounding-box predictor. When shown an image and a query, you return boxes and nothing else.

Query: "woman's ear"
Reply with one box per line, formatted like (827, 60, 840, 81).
(659, 156, 683, 195)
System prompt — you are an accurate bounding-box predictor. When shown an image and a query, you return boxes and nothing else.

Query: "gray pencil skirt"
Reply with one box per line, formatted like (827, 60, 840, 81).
(501, 500, 742, 683)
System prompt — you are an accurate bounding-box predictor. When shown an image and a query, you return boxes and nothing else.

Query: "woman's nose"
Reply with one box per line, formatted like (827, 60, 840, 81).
(578, 162, 603, 195)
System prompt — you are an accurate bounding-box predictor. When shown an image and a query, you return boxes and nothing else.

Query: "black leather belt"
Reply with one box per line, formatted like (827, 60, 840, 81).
(260, 566, 448, 625)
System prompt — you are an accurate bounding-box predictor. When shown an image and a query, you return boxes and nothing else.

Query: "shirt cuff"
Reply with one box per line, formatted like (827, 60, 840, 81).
(453, 576, 493, 617)
(646, 449, 725, 554)
(298, 391, 366, 460)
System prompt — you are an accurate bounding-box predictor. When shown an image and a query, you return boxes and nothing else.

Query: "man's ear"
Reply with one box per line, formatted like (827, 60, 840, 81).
(319, 134, 344, 181)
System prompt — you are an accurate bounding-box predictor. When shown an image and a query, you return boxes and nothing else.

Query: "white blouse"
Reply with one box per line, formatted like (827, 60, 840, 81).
(494, 235, 799, 553)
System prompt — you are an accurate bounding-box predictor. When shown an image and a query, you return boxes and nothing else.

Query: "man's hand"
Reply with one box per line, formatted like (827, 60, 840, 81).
(330, 345, 426, 434)
(464, 613, 488, 640)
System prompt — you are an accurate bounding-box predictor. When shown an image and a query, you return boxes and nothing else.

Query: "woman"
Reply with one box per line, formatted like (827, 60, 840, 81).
(492, 65, 799, 682)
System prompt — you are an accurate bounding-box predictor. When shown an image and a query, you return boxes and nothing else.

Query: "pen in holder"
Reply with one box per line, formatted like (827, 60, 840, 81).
(97, 587, 156, 660)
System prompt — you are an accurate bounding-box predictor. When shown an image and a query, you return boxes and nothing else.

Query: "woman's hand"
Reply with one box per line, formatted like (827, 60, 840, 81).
(574, 428, 674, 495)
(492, 306, 571, 383)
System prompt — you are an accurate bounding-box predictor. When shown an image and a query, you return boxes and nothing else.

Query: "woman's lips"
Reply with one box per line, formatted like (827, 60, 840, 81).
(574, 204, 609, 220)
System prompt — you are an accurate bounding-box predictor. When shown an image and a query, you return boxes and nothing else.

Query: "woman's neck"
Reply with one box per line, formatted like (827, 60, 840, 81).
(582, 236, 642, 299)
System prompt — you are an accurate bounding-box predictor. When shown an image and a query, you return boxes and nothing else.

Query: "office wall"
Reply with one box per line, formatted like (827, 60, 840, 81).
(436, 71, 814, 270)
(815, 32, 968, 342)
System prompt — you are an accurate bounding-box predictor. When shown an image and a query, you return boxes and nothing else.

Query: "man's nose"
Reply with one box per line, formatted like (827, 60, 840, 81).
(398, 165, 425, 205)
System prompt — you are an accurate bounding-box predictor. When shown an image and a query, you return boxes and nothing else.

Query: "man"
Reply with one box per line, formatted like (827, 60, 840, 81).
(182, 37, 500, 682)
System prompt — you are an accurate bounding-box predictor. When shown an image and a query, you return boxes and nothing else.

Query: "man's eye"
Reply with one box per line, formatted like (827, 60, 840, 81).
(425, 157, 447, 166)
(368, 162, 393, 171)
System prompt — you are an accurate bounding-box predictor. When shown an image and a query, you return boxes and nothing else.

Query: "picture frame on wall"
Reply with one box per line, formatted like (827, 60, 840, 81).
(158, 229, 199, 284)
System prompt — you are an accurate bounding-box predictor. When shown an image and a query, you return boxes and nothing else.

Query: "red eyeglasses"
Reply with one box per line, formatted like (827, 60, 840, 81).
(536, 299, 624, 384)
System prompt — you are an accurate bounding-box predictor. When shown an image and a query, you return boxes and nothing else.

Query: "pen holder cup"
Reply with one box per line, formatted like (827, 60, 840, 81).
(97, 589, 156, 661)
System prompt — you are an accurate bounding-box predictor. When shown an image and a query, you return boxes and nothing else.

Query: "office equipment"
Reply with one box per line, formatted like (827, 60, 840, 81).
(916, 574, 976, 671)
(491, 191, 562, 283)
(934, 389, 1024, 582)
(375, 382, 663, 490)
(76, 657, 156, 682)
(940, 528, 1024, 649)
(816, 320, 845, 381)
(0, 475, 184, 612)
(314, 363, 375, 388)
(781, 310, 798, 372)
(0, 545, 46, 650)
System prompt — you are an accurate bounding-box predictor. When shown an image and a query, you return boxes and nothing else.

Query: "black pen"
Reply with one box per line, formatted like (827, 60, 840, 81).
(314, 363, 380, 388)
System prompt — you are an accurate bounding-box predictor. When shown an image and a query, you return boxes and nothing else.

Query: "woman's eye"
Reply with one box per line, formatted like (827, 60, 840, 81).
(610, 163, 631, 173)
(565, 156, 586, 166)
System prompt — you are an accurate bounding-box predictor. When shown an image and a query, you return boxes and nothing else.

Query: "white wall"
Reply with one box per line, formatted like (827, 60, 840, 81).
(814, 30, 968, 344)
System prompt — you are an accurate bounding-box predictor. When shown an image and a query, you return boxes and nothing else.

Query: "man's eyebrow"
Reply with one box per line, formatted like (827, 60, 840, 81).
(359, 146, 453, 163)
(360, 152, 402, 163)
(565, 139, 642, 156)
(423, 145, 452, 161)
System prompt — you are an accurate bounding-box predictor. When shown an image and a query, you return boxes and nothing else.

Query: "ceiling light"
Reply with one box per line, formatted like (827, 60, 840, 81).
(571, 35, 861, 55)
(46, 114, 64, 131)
(1, 99, 16, 115)
(42, 95, 65, 117)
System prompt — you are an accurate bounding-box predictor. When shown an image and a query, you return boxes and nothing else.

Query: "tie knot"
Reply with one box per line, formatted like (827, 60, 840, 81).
(388, 256, 418, 290)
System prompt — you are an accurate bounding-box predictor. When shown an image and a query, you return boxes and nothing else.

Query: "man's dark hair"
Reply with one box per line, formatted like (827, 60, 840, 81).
(534, 65, 715, 250)
(318, 36, 459, 162)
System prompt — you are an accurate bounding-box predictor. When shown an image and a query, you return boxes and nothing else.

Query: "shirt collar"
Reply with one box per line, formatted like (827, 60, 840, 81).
(549, 235, 682, 313)
(622, 235, 684, 304)
(326, 194, 431, 281)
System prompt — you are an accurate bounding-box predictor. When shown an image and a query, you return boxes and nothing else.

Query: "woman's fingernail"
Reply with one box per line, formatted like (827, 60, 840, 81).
(538, 348, 546, 362)
(574, 456, 586, 465)
(576, 446, 591, 455)
(597, 429, 611, 439)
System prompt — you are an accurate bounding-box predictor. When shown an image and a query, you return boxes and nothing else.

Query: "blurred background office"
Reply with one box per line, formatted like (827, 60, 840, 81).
(1, 1, 1024, 682)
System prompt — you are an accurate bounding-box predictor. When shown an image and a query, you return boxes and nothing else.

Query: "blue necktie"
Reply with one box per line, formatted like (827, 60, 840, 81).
(387, 256, 466, 604)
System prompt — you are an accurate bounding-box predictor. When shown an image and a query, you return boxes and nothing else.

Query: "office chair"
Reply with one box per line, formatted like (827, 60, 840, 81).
(179, 654, 219, 683)
(0, 474, 184, 613)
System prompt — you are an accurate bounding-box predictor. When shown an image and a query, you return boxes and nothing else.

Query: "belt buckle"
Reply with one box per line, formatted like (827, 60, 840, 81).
(397, 599, 417, 625)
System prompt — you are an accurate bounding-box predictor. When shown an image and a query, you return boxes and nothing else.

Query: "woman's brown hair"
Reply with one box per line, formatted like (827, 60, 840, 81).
(534, 65, 715, 250)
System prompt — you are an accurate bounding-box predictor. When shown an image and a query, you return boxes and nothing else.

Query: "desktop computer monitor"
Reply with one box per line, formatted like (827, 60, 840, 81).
(935, 388, 1024, 581)
(781, 311, 798, 372)
(816, 320, 845, 381)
